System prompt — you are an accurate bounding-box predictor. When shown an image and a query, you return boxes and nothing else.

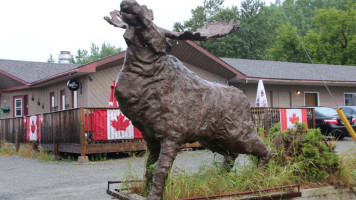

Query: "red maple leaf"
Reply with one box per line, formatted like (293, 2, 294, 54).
(31, 121, 36, 133)
(289, 113, 299, 124)
(110, 113, 130, 131)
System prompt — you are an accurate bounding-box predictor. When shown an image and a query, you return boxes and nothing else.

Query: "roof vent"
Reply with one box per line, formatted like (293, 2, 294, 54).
(58, 51, 73, 64)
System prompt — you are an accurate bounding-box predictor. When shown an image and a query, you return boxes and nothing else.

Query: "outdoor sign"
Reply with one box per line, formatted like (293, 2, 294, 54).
(67, 79, 81, 91)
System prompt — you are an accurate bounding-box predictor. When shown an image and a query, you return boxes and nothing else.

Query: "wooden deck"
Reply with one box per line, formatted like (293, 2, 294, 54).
(0, 107, 314, 156)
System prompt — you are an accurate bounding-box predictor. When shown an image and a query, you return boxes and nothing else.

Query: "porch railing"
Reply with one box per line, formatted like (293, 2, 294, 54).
(0, 107, 315, 155)
(251, 107, 315, 136)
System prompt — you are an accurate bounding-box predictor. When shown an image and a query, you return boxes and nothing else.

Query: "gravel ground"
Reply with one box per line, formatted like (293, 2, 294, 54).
(0, 137, 355, 200)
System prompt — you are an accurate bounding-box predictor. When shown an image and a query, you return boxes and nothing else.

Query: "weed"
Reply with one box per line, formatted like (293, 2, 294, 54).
(0, 141, 16, 155)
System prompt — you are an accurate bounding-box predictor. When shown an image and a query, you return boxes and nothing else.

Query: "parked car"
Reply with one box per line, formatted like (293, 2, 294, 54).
(305, 107, 355, 139)
(332, 106, 356, 119)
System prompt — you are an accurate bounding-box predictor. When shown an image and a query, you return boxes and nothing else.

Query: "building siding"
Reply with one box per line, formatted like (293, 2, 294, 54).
(238, 83, 356, 108)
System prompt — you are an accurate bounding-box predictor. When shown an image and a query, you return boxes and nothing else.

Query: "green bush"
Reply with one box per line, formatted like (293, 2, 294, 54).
(268, 122, 339, 181)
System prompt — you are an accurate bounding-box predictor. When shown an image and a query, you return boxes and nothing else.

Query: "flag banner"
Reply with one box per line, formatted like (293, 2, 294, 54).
(109, 81, 118, 107)
(93, 109, 142, 140)
(25, 115, 43, 141)
(280, 109, 308, 131)
(255, 80, 268, 107)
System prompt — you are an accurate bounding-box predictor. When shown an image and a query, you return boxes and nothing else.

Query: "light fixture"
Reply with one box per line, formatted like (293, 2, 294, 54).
(296, 90, 301, 95)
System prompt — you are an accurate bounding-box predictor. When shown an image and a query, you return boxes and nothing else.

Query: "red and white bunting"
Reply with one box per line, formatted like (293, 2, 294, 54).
(280, 109, 308, 131)
(93, 109, 142, 140)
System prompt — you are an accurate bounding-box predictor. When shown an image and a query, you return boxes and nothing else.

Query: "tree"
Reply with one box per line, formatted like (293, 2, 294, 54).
(174, 0, 281, 60)
(74, 42, 122, 64)
(269, 24, 306, 62)
(302, 1, 356, 65)
(271, 0, 356, 65)
(47, 54, 55, 63)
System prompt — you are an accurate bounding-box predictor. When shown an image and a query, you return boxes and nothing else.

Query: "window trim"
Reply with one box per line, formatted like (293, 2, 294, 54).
(344, 93, 356, 106)
(72, 90, 78, 108)
(304, 91, 320, 107)
(13, 95, 24, 117)
(50, 92, 55, 112)
(60, 89, 65, 110)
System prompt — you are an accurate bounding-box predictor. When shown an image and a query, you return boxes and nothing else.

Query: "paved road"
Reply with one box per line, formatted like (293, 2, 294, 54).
(0, 138, 354, 200)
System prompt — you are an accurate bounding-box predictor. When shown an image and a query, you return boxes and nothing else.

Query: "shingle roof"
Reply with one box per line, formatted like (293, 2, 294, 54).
(0, 59, 81, 83)
(220, 58, 356, 82)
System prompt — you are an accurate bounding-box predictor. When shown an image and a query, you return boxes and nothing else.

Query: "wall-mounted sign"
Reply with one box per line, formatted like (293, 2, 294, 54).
(67, 79, 81, 91)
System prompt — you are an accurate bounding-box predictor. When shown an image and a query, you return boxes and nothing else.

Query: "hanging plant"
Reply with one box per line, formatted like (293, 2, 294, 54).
(1, 105, 10, 113)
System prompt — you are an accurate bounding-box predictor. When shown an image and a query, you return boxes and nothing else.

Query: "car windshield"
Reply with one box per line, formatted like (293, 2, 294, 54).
(315, 107, 338, 117)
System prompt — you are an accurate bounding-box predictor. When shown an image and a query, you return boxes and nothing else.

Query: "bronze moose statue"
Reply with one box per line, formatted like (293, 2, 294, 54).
(105, 0, 271, 199)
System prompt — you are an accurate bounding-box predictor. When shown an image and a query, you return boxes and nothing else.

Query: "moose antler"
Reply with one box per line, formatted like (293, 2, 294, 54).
(104, 2, 239, 41)
(163, 19, 240, 41)
(104, 10, 128, 29)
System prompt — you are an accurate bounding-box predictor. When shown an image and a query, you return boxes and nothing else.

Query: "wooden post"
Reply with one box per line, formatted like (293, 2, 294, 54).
(80, 108, 86, 156)
(32, 142, 38, 151)
(16, 118, 19, 152)
(312, 108, 316, 129)
(265, 107, 269, 137)
(54, 143, 59, 156)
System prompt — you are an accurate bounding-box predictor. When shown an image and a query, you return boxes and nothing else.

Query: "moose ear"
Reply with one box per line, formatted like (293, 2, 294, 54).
(142, 5, 154, 21)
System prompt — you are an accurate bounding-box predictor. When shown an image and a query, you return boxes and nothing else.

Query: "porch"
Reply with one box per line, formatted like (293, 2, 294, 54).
(0, 107, 315, 156)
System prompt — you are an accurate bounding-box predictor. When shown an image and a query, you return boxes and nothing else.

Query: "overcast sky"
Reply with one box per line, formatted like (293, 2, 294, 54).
(0, 0, 273, 62)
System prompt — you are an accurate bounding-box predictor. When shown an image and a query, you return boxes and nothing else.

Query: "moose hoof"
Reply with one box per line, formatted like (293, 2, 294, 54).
(257, 152, 272, 168)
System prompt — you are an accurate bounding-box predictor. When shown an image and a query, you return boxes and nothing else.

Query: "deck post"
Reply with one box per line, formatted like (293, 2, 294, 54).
(78, 108, 89, 163)
(264, 108, 269, 137)
(80, 107, 86, 156)
(312, 108, 316, 129)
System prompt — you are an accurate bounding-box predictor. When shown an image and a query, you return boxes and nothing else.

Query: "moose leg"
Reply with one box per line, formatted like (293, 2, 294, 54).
(147, 139, 179, 200)
(222, 153, 238, 172)
(145, 140, 161, 189)
(244, 135, 272, 167)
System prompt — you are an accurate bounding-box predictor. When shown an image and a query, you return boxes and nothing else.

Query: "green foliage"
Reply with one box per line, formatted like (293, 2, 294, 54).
(74, 42, 122, 64)
(174, 0, 280, 60)
(270, 0, 356, 65)
(47, 54, 56, 63)
(269, 122, 339, 181)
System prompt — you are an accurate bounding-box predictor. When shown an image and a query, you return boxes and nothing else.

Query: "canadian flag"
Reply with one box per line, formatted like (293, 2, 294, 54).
(24, 115, 43, 141)
(93, 109, 142, 140)
(280, 109, 308, 131)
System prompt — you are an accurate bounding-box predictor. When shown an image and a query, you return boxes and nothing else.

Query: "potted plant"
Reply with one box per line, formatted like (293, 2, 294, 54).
(1, 105, 10, 113)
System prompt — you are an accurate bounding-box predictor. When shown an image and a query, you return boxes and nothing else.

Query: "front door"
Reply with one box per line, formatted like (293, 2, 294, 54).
(279, 91, 291, 108)
(305, 93, 318, 106)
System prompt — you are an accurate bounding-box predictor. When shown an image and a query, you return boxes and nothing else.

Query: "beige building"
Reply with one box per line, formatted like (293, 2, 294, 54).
(1, 40, 356, 119)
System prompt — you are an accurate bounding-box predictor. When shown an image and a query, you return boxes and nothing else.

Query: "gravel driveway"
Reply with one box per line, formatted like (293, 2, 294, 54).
(0, 138, 355, 200)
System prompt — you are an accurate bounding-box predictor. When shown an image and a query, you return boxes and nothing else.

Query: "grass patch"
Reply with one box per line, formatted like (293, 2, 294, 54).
(121, 123, 356, 199)
(0, 141, 56, 162)
(0, 140, 17, 155)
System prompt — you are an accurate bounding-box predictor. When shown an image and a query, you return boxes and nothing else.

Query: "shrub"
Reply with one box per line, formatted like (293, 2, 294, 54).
(268, 122, 339, 181)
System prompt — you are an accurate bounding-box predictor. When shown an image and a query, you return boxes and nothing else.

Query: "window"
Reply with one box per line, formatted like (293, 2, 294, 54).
(60, 89, 65, 110)
(72, 90, 78, 108)
(344, 93, 356, 106)
(14, 97, 23, 117)
(50, 92, 55, 112)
